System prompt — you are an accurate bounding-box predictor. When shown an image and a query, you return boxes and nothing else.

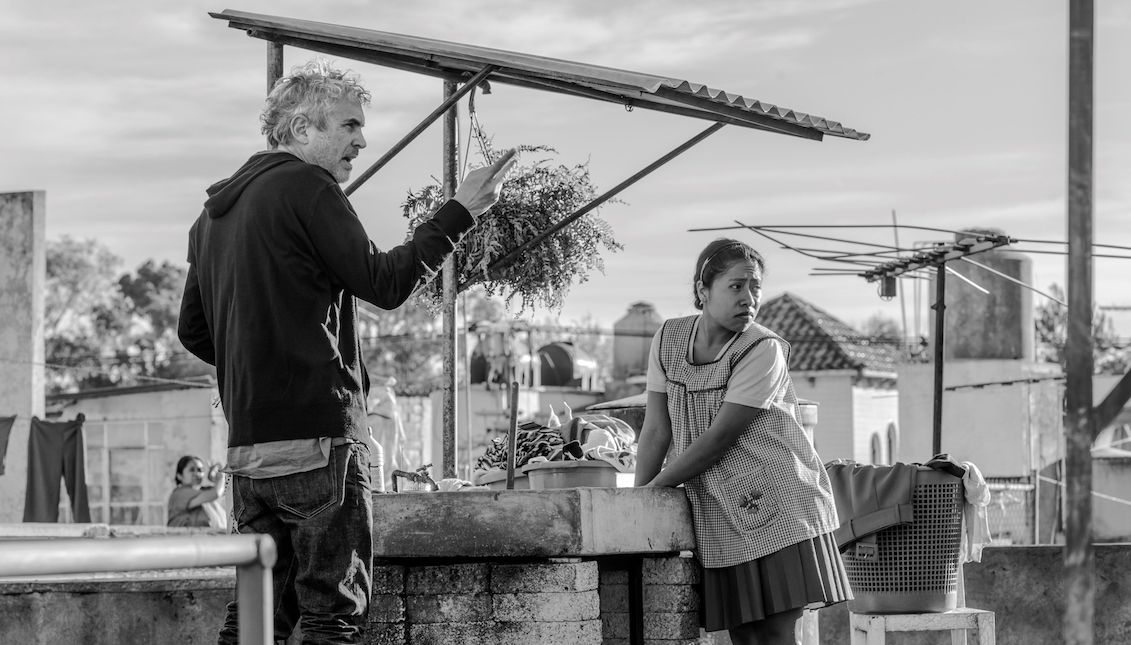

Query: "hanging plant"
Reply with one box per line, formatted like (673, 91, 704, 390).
(401, 125, 623, 314)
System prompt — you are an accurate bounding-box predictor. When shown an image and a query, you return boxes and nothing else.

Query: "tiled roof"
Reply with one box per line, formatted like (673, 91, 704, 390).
(757, 292, 900, 373)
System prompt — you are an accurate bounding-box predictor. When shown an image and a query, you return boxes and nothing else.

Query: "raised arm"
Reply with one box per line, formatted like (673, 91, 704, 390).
(187, 464, 226, 509)
(646, 402, 760, 488)
(634, 390, 673, 486)
(310, 150, 518, 310)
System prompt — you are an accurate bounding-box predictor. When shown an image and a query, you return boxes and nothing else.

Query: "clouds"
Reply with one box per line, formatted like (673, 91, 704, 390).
(2, 0, 1128, 335)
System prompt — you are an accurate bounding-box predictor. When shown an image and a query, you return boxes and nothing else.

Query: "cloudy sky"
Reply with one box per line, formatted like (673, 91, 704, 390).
(3, 0, 1129, 336)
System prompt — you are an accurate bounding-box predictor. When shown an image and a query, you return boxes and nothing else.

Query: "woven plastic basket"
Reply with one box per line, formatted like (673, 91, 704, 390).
(842, 467, 964, 614)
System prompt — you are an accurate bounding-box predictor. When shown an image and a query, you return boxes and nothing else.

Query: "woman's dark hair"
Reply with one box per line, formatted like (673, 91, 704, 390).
(692, 238, 765, 309)
(174, 455, 202, 485)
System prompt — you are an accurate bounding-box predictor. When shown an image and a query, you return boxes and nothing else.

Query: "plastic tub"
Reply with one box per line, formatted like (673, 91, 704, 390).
(519, 460, 618, 490)
(472, 469, 529, 490)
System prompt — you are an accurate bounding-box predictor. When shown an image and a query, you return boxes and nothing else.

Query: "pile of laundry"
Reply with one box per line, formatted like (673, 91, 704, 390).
(474, 403, 638, 476)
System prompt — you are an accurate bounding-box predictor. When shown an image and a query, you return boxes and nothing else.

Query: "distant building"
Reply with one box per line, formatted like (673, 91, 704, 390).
(45, 380, 227, 525)
(612, 302, 662, 381)
(757, 292, 902, 464)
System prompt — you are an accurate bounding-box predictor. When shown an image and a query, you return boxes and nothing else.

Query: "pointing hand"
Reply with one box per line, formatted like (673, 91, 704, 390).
(452, 148, 518, 218)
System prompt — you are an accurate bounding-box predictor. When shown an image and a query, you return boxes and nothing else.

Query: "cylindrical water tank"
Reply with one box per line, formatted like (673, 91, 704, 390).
(612, 302, 662, 380)
(931, 229, 1034, 360)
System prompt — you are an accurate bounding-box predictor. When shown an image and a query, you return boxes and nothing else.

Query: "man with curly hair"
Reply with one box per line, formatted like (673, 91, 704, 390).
(178, 59, 515, 644)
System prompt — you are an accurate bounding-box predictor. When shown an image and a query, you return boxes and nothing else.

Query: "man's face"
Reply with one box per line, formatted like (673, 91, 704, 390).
(301, 98, 367, 183)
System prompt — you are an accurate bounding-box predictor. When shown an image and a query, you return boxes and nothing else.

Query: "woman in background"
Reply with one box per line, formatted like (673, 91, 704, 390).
(167, 455, 227, 528)
(634, 238, 850, 645)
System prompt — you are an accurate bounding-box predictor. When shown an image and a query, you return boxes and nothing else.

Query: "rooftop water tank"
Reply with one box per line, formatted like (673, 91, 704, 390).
(613, 302, 662, 380)
(931, 229, 1034, 361)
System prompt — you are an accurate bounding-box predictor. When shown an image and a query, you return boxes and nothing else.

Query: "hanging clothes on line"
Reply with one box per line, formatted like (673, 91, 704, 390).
(0, 415, 15, 476)
(23, 414, 91, 523)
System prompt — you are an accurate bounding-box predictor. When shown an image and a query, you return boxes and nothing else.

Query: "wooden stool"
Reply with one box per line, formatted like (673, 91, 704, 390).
(850, 608, 995, 645)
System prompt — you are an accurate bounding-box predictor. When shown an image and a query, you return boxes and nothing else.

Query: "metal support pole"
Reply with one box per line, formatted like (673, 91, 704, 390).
(1065, 1, 1095, 643)
(345, 66, 495, 197)
(266, 41, 284, 93)
(931, 263, 946, 456)
(236, 537, 276, 645)
(506, 380, 519, 490)
(441, 79, 459, 479)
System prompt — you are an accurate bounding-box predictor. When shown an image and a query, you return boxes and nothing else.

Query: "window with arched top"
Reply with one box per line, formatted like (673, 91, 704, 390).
(887, 422, 899, 464)
(871, 433, 883, 465)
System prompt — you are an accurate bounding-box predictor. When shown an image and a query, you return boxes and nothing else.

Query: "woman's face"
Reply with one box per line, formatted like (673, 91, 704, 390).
(178, 459, 206, 487)
(699, 259, 763, 333)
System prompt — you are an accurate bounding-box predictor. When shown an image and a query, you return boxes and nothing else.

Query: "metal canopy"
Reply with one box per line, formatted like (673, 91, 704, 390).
(211, 9, 870, 143)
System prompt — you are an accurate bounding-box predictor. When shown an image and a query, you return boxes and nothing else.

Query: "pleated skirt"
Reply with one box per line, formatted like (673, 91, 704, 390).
(701, 532, 852, 632)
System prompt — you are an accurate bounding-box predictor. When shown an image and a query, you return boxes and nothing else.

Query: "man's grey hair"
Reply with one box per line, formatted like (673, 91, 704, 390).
(260, 59, 372, 148)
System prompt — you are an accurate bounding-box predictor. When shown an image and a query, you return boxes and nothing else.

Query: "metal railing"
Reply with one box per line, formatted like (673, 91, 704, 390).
(0, 534, 275, 644)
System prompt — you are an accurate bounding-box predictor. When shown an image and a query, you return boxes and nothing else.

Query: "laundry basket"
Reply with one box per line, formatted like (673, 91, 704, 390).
(839, 466, 964, 614)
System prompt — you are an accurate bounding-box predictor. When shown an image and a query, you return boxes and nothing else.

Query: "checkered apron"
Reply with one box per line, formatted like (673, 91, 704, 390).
(658, 315, 839, 568)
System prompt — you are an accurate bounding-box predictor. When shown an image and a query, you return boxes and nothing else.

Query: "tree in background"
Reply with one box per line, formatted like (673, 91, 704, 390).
(43, 237, 614, 396)
(1034, 283, 1128, 374)
(44, 237, 212, 393)
(858, 312, 925, 361)
(357, 298, 445, 397)
(859, 312, 903, 344)
(45, 236, 131, 391)
(117, 258, 213, 383)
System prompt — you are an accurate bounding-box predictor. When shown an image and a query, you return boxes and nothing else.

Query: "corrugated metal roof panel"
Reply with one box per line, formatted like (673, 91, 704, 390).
(211, 10, 870, 143)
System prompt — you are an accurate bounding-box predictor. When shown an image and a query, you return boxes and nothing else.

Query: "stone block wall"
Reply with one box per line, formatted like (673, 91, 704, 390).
(0, 569, 234, 644)
(0, 553, 698, 645)
(363, 554, 702, 645)
(597, 554, 702, 644)
(367, 559, 602, 645)
(6, 546, 1131, 643)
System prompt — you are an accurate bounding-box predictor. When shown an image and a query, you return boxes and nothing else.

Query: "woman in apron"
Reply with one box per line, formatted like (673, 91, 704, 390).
(635, 238, 851, 644)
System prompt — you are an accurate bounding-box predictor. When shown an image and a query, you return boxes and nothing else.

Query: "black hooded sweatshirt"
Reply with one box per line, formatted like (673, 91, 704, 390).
(178, 151, 473, 447)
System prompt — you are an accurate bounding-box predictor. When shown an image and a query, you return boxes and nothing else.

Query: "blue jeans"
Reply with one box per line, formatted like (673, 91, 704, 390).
(218, 442, 373, 645)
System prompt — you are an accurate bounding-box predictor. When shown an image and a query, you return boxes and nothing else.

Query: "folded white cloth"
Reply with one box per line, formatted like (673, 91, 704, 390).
(960, 461, 993, 563)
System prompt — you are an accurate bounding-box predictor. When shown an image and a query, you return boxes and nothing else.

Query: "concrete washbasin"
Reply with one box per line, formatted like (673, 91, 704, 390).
(371, 486, 694, 559)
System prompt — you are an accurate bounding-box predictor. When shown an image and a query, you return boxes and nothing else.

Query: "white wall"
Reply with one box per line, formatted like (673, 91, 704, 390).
(852, 385, 900, 464)
(898, 360, 1061, 477)
(791, 371, 857, 462)
(1093, 455, 1131, 541)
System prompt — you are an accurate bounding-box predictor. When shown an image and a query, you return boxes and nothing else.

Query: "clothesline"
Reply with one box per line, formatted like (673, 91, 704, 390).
(1037, 474, 1131, 507)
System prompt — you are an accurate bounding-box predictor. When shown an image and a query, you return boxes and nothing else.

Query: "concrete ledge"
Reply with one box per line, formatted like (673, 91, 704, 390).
(372, 487, 694, 558)
(0, 568, 233, 593)
(0, 523, 226, 539)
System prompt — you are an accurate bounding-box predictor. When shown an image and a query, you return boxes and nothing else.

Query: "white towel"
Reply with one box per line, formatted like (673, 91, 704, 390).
(960, 461, 993, 563)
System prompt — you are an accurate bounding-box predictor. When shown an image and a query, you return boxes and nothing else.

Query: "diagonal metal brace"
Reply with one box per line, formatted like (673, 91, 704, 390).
(458, 121, 726, 292)
(344, 65, 497, 196)
(1093, 371, 1131, 438)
